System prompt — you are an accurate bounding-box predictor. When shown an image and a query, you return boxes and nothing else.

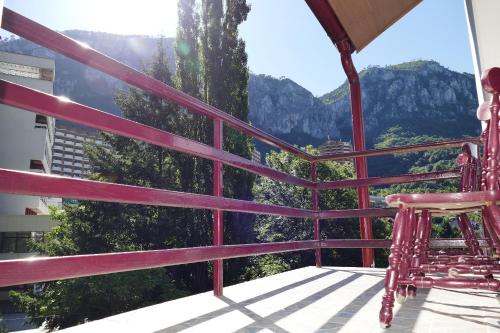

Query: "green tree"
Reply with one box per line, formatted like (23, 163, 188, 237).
(370, 125, 460, 196)
(12, 1, 256, 328)
(174, 0, 213, 293)
(246, 146, 393, 278)
(11, 43, 191, 330)
(199, 0, 255, 284)
(370, 125, 467, 245)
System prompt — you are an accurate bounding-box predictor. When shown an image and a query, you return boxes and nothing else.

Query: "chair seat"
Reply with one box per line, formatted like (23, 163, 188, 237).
(385, 190, 500, 211)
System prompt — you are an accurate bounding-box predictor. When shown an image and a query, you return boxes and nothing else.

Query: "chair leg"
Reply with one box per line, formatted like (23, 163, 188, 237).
(423, 212, 433, 263)
(408, 210, 429, 299)
(380, 207, 410, 328)
(397, 208, 416, 303)
(481, 211, 493, 257)
(485, 205, 500, 254)
(457, 213, 482, 255)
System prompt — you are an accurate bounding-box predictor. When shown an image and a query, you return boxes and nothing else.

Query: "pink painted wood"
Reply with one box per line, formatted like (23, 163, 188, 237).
(0, 80, 315, 189)
(0, 168, 315, 219)
(311, 161, 322, 267)
(379, 68, 500, 328)
(379, 208, 410, 327)
(213, 119, 224, 296)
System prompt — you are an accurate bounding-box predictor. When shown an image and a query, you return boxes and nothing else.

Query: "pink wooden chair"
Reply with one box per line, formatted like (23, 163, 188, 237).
(379, 67, 500, 328)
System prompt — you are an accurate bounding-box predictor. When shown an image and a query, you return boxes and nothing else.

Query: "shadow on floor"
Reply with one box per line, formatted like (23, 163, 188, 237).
(154, 268, 428, 333)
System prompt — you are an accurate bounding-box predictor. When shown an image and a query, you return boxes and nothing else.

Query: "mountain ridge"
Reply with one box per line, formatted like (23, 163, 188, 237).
(0, 32, 480, 150)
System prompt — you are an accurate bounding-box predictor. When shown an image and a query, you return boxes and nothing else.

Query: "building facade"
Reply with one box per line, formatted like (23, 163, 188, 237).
(251, 148, 261, 164)
(318, 138, 353, 155)
(51, 124, 101, 178)
(0, 51, 59, 261)
(0, 51, 55, 215)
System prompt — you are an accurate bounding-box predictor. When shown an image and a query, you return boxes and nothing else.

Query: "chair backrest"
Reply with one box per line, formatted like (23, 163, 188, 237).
(480, 68, 500, 192)
(456, 143, 480, 192)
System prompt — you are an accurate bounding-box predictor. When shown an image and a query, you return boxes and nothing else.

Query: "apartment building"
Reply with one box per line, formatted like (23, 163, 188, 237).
(51, 124, 101, 178)
(0, 51, 59, 260)
(318, 138, 353, 156)
(251, 148, 261, 164)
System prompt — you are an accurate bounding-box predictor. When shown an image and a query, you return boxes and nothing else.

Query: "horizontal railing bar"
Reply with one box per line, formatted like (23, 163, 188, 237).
(0, 241, 318, 287)
(317, 170, 461, 190)
(1, 8, 314, 161)
(0, 237, 487, 287)
(430, 238, 489, 248)
(0, 80, 315, 189)
(0, 168, 315, 219)
(314, 138, 480, 162)
(319, 238, 489, 249)
(319, 239, 391, 248)
(318, 208, 397, 219)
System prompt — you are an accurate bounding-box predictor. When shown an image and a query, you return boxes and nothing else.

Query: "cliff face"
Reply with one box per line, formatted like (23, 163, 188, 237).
(248, 74, 337, 139)
(320, 61, 479, 146)
(0, 32, 480, 148)
(248, 61, 479, 148)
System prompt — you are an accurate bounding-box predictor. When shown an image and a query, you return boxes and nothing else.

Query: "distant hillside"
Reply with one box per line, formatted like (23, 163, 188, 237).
(248, 74, 337, 141)
(0, 30, 174, 115)
(0, 32, 480, 161)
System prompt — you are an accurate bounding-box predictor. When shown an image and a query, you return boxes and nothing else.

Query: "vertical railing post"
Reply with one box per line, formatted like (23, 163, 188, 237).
(338, 39, 374, 267)
(311, 161, 321, 267)
(0, 1, 4, 27)
(213, 118, 223, 296)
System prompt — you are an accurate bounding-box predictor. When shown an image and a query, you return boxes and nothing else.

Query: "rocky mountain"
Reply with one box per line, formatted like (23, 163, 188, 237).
(0, 32, 480, 150)
(248, 74, 337, 146)
(250, 61, 479, 148)
(321, 61, 479, 146)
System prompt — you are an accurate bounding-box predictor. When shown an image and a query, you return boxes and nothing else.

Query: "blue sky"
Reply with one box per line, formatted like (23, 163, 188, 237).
(2, 0, 474, 96)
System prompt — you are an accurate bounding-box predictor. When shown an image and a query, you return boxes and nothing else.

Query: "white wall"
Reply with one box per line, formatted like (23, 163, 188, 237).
(0, 52, 55, 215)
(465, 0, 500, 104)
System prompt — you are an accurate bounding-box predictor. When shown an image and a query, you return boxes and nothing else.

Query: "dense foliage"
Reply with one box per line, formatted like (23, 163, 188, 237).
(369, 125, 466, 242)
(11, 0, 254, 329)
(369, 125, 460, 194)
(245, 146, 393, 277)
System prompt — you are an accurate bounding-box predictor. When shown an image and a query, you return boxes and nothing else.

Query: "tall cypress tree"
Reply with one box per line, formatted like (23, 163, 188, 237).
(174, 0, 212, 292)
(200, 0, 224, 106)
(200, 0, 254, 283)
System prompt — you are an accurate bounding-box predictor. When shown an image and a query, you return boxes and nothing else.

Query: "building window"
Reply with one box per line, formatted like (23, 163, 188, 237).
(25, 208, 37, 215)
(29, 159, 45, 172)
(35, 114, 48, 125)
(0, 232, 45, 253)
(0, 232, 31, 253)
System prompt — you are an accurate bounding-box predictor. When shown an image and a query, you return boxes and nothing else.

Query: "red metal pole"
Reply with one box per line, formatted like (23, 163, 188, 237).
(311, 161, 321, 267)
(337, 39, 374, 267)
(213, 119, 223, 296)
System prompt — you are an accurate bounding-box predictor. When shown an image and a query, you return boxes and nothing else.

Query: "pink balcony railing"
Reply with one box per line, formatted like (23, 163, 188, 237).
(0, 7, 483, 297)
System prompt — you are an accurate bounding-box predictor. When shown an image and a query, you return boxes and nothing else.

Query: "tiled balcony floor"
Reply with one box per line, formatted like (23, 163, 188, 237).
(59, 266, 499, 333)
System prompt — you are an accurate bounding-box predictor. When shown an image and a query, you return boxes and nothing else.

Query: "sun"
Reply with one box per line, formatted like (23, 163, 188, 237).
(84, 0, 178, 36)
